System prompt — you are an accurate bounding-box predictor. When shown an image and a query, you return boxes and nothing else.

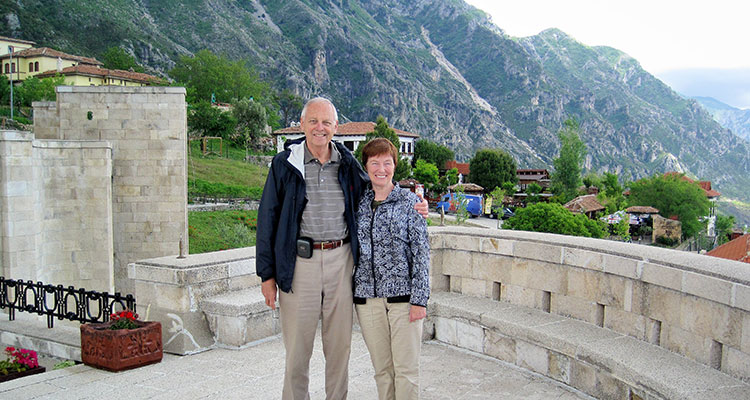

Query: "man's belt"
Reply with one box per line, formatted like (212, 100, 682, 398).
(312, 237, 350, 251)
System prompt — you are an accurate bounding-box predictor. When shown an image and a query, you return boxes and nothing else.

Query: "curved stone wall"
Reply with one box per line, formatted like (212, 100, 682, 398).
(428, 226, 750, 382)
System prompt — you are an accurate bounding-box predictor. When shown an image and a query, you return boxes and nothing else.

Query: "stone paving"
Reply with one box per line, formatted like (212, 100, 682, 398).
(0, 330, 592, 400)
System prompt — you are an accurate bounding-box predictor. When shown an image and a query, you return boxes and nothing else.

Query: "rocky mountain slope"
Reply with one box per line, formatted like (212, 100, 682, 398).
(693, 96, 750, 143)
(3, 0, 750, 204)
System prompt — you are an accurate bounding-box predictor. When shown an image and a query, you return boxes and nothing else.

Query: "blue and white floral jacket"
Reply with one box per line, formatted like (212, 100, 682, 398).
(354, 185, 430, 307)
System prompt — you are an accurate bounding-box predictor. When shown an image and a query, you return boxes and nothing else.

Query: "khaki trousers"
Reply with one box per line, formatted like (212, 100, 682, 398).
(356, 298, 423, 400)
(279, 243, 353, 400)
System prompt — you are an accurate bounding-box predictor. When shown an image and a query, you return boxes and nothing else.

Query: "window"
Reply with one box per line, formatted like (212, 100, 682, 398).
(34, 61, 39, 71)
(11, 63, 15, 73)
(29, 62, 33, 72)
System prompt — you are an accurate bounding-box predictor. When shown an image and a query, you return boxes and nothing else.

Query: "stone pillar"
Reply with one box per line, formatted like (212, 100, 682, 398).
(34, 140, 113, 290)
(50, 86, 188, 295)
(0, 130, 42, 280)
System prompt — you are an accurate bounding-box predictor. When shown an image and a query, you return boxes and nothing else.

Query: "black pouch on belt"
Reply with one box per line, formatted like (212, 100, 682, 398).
(296, 236, 313, 259)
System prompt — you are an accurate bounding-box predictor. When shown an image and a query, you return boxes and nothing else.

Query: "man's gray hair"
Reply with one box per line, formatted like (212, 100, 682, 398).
(301, 97, 338, 122)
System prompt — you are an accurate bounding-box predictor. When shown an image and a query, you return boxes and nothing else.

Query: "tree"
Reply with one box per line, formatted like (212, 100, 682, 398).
(15, 76, 65, 107)
(468, 148, 517, 193)
(393, 157, 412, 182)
(354, 115, 400, 162)
(100, 47, 144, 72)
(503, 202, 606, 238)
(233, 98, 267, 156)
(715, 214, 735, 245)
(597, 172, 627, 214)
(169, 50, 270, 105)
(413, 159, 439, 189)
(0, 75, 9, 104)
(627, 173, 710, 238)
(525, 182, 543, 204)
(277, 88, 303, 128)
(188, 100, 237, 140)
(414, 140, 454, 169)
(551, 118, 586, 202)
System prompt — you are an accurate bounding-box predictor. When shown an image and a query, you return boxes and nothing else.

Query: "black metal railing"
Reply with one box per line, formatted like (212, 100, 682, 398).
(0, 277, 136, 328)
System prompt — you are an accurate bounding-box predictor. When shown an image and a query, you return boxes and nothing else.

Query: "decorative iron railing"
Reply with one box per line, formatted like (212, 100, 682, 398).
(0, 277, 136, 328)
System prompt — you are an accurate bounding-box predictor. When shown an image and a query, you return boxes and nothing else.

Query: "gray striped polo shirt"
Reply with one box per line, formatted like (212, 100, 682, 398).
(299, 143, 347, 241)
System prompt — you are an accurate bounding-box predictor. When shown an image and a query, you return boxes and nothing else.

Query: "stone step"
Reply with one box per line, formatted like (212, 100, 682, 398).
(428, 292, 750, 400)
(0, 314, 82, 363)
(200, 287, 280, 348)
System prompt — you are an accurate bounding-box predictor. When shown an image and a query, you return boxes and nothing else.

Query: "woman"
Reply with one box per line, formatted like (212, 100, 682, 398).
(354, 138, 430, 400)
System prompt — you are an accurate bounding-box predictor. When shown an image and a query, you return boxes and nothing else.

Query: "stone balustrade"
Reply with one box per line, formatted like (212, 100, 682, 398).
(129, 225, 750, 397)
(427, 226, 750, 383)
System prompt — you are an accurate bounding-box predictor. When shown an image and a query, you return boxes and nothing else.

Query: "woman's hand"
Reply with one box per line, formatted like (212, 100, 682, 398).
(409, 305, 426, 322)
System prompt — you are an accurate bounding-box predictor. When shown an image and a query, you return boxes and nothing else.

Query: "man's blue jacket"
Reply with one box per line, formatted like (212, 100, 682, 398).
(255, 138, 368, 293)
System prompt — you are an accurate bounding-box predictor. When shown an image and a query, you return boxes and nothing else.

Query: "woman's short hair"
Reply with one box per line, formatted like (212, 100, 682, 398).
(362, 138, 398, 167)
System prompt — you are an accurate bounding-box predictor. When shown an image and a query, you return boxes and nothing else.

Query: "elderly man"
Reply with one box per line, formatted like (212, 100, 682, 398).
(256, 97, 427, 399)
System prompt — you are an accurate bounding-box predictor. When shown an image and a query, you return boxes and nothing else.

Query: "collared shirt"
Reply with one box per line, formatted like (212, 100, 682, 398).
(299, 142, 347, 241)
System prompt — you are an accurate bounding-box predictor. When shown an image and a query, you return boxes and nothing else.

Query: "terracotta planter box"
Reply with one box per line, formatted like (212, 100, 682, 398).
(0, 366, 46, 383)
(80, 320, 163, 372)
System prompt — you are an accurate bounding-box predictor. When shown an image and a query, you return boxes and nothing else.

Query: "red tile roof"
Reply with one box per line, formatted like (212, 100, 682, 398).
(274, 121, 419, 138)
(444, 160, 470, 175)
(0, 47, 102, 65)
(706, 234, 750, 264)
(563, 194, 605, 214)
(447, 183, 484, 192)
(664, 172, 721, 198)
(35, 64, 160, 84)
(625, 206, 660, 214)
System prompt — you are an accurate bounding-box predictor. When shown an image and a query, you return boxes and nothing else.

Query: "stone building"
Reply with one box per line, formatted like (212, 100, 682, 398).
(0, 86, 187, 296)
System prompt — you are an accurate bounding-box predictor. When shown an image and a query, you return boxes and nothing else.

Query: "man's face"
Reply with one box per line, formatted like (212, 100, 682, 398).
(301, 101, 337, 152)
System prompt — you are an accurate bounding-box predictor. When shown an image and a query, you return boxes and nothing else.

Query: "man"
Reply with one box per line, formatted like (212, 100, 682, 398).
(256, 97, 427, 399)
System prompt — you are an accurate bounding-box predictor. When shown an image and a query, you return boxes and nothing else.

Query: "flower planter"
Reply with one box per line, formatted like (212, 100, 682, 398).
(80, 320, 163, 372)
(0, 366, 46, 383)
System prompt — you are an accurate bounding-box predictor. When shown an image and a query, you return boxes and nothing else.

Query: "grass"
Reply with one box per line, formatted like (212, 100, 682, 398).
(188, 210, 258, 254)
(186, 141, 269, 253)
(187, 141, 269, 199)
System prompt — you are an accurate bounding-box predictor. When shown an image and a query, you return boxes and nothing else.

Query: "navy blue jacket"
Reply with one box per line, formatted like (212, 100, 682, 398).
(255, 138, 368, 293)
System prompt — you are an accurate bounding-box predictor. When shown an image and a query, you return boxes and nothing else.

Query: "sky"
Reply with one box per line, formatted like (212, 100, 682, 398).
(463, 0, 750, 109)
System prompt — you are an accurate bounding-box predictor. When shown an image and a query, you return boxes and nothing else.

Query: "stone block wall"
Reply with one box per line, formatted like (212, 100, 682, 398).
(652, 214, 682, 242)
(35, 86, 188, 295)
(429, 226, 750, 382)
(0, 131, 113, 291)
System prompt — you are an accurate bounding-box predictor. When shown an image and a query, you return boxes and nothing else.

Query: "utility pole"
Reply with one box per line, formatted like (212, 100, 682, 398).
(8, 46, 13, 120)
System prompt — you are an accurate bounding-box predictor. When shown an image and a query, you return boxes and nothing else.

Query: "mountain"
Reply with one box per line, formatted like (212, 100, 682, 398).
(693, 96, 750, 143)
(3, 0, 750, 206)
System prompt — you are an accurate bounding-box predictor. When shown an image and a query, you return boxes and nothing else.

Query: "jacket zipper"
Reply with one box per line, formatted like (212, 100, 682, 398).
(370, 201, 377, 298)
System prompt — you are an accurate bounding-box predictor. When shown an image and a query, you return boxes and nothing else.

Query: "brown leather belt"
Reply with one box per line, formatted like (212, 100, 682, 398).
(312, 237, 350, 251)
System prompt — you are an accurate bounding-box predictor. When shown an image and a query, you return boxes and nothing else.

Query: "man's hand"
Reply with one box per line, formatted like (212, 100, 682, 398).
(409, 305, 426, 322)
(414, 194, 429, 219)
(261, 278, 278, 310)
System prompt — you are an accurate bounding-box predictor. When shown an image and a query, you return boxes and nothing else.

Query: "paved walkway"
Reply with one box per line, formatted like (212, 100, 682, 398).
(1, 330, 591, 400)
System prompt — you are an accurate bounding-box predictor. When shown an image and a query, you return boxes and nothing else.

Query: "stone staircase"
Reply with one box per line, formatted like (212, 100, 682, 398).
(200, 286, 280, 348)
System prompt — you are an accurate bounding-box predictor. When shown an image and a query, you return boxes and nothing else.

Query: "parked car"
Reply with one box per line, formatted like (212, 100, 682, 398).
(436, 193, 483, 217)
(488, 206, 515, 220)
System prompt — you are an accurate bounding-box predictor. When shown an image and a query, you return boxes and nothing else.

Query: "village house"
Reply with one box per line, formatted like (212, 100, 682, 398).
(273, 121, 419, 160)
(706, 233, 750, 264)
(563, 194, 605, 219)
(1, 36, 159, 87)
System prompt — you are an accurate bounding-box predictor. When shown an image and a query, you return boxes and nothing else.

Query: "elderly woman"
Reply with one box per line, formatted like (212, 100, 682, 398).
(354, 138, 430, 400)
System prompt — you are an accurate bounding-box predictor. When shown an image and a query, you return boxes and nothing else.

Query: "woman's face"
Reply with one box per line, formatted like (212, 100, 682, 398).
(366, 153, 395, 188)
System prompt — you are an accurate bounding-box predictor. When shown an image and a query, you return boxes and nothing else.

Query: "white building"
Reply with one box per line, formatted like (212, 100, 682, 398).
(273, 121, 419, 160)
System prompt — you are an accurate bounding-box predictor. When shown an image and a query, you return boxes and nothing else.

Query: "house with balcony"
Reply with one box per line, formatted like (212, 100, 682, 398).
(1, 38, 159, 87)
(273, 121, 419, 160)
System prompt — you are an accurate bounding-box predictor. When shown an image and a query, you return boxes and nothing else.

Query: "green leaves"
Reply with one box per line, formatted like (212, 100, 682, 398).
(551, 118, 586, 203)
(503, 202, 606, 238)
(627, 173, 710, 239)
(468, 148, 517, 193)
